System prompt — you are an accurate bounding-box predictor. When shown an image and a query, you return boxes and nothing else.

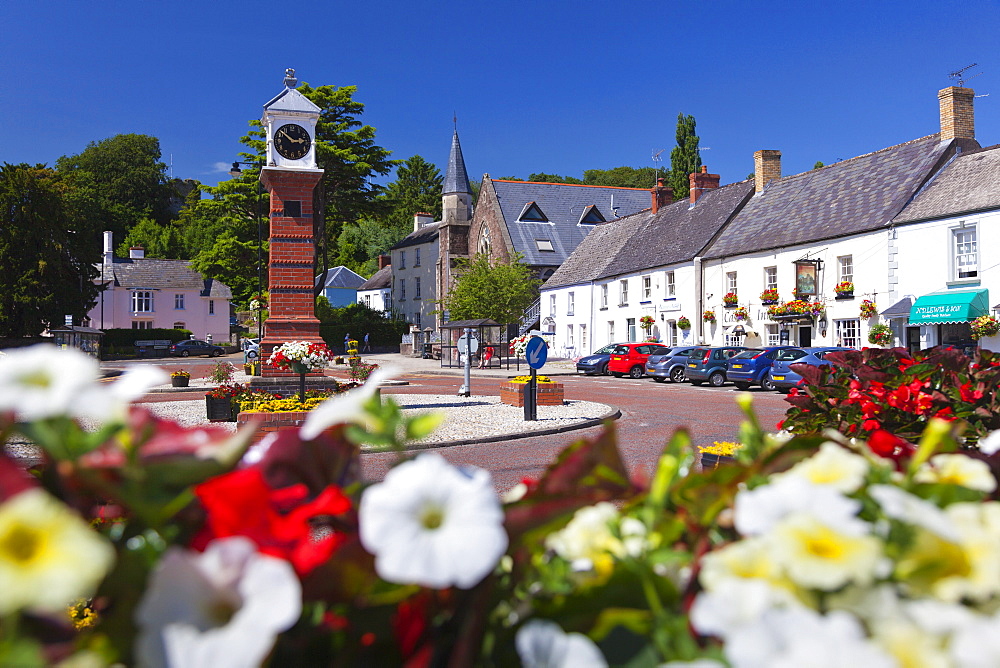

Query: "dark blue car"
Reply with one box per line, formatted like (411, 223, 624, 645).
(685, 346, 748, 386)
(768, 347, 852, 392)
(576, 343, 625, 376)
(725, 346, 797, 391)
(645, 346, 699, 382)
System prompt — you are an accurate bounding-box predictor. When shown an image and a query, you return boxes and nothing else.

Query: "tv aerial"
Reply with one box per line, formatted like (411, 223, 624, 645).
(949, 63, 983, 87)
(652, 149, 664, 183)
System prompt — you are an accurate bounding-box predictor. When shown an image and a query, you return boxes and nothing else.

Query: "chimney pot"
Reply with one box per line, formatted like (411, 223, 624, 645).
(129, 247, 145, 259)
(939, 86, 975, 141)
(102, 230, 114, 265)
(754, 150, 782, 193)
(650, 179, 673, 213)
(413, 212, 434, 231)
(377, 254, 391, 270)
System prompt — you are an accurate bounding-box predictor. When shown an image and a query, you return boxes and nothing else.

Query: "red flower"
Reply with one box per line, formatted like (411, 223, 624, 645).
(862, 419, 881, 431)
(194, 467, 351, 575)
(776, 420, 785, 430)
(867, 429, 914, 460)
(959, 383, 984, 403)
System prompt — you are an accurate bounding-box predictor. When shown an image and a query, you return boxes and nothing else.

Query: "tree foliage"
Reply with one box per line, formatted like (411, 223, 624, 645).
(668, 113, 702, 201)
(55, 134, 174, 245)
(0, 164, 101, 336)
(442, 253, 540, 325)
(527, 167, 656, 189)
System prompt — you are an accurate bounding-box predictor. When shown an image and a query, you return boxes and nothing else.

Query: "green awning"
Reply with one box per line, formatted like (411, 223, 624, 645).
(908, 289, 990, 325)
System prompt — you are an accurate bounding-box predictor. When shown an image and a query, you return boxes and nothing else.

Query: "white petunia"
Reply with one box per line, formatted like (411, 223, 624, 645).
(136, 537, 301, 668)
(358, 453, 508, 588)
(979, 429, 1000, 455)
(545, 502, 620, 571)
(0, 488, 115, 615)
(515, 619, 607, 668)
(769, 512, 883, 590)
(698, 536, 788, 592)
(734, 476, 861, 537)
(933, 502, 1000, 602)
(914, 454, 997, 493)
(869, 484, 959, 541)
(949, 609, 1000, 667)
(690, 578, 803, 639)
(299, 365, 398, 440)
(0, 344, 100, 421)
(778, 441, 870, 493)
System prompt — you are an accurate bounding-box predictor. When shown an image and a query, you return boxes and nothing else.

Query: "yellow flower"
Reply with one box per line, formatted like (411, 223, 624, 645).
(0, 489, 115, 615)
(699, 536, 787, 591)
(914, 454, 997, 493)
(770, 513, 883, 590)
(698, 441, 743, 456)
(780, 441, 870, 494)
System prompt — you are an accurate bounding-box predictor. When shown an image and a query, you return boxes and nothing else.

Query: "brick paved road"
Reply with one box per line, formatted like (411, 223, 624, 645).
(362, 373, 790, 494)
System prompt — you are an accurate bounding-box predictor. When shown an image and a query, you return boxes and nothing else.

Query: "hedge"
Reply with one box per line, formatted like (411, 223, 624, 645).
(100, 328, 193, 348)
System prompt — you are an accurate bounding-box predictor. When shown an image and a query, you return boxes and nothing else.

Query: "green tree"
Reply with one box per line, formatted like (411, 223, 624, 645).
(0, 164, 101, 336)
(528, 172, 583, 184)
(442, 253, 540, 325)
(55, 134, 173, 244)
(117, 216, 183, 259)
(668, 113, 702, 201)
(385, 155, 443, 223)
(813, 161, 826, 170)
(583, 166, 656, 188)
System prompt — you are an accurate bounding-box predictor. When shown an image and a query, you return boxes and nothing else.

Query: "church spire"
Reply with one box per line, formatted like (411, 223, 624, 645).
(443, 129, 472, 197)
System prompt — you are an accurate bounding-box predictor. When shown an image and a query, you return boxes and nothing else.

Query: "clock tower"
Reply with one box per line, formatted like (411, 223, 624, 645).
(258, 69, 326, 376)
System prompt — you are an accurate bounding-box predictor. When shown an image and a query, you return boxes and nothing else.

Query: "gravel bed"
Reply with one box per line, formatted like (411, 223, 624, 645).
(5, 393, 615, 461)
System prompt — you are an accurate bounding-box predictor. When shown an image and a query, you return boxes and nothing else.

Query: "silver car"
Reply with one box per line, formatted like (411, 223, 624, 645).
(644, 346, 699, 383)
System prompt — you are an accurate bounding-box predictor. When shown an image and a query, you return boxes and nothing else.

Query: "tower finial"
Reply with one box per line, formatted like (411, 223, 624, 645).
(284, 68, 298, 88)
(453, 112, 457, 132)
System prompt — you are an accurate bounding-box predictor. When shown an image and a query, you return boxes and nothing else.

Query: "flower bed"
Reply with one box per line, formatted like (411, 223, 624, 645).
(499, 380, 564, 407)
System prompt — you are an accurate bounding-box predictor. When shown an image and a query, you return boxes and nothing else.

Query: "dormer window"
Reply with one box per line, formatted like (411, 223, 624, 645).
(535, 239, 554, 252)
(518, 202, 549, 223)
(578, 205, 605, 225)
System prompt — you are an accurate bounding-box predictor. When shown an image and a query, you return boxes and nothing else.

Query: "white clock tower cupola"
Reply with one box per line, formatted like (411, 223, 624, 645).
(262, 68, 321, 169)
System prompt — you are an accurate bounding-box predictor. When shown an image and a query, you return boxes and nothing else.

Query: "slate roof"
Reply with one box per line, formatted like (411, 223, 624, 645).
(315, 266, 366, 289)
(263, 86, 321, 114)
(704, 135, 975, 259)
(98, 259, 232, 299)
(359, 265, 392, 290)
(390, 222, 441, 250)
(893, 144, 1000, 224)
(443, 131, 472, 195)
(543, 180, 755, 289)
(490, 180, 651, 266)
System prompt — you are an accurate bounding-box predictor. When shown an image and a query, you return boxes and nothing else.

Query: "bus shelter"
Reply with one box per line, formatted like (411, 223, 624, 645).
(49, 325, 104, 359)
(439, 320, 513, 370)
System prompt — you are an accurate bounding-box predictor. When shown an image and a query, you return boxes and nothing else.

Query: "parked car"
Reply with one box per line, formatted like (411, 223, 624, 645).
(725, 346, 797, 391)
(684, 346, 749, 386)
(242, 338, 260, 360)
(645, 346, 700, 383)
(169, 339, 225, 358)
(608, 342, 672, 378)
(768, 347, 853, 392)
(576, 343, 627, 376)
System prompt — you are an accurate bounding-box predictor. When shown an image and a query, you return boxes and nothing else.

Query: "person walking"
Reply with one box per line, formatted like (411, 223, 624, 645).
(363, 333, 371, 352)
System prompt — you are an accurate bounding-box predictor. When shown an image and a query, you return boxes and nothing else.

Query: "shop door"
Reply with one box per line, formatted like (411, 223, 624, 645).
(798, 326, 812, 347)
(906, 327, 920, 355)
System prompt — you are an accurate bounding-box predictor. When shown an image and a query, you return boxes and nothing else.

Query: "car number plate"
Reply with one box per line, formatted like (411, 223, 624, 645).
(688, 363, 697, 368)
(772, 375, 785, 380)
(732, 364, 743, 369)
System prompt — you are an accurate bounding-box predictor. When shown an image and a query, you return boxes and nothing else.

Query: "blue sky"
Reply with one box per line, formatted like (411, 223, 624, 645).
(4, 0, 999, 191)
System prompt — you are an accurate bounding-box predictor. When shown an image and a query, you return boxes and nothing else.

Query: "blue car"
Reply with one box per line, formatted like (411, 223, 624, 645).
(768, 347, 852, 392)
(684, 346, 748, 386)
(576, 343, 626, 376)
(725, 346, 797, 391)
(645, 346, 700, 383)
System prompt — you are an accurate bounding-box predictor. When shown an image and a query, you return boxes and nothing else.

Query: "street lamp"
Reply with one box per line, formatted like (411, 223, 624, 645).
(229, 161, 265, 344)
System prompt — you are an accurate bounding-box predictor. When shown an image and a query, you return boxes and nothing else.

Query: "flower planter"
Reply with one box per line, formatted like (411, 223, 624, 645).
(835, 292, 855, 300)
(171, 376, 190, 387)
(205, 395, 236, 422)
(499, 381, 565, 407)
(698, 452, 736, 470)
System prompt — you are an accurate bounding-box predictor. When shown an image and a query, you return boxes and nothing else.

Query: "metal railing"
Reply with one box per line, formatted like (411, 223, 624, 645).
(518, 297, 541, 336)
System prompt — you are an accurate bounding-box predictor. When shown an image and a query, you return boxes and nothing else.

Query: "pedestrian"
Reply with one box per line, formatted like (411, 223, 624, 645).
(344, 332, 351, 354)
(478, 343, 494, 369)
(363, 333, 371, 352)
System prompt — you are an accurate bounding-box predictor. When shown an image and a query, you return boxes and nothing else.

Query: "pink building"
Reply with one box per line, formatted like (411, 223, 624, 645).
(85, 231, 232, 342)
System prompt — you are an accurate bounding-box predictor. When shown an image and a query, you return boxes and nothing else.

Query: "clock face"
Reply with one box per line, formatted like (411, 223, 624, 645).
(273, 123, 311, 160)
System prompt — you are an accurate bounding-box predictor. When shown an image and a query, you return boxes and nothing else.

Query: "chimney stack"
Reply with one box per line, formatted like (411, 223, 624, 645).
(689, 165, 721, 204)
(413, 212, 434, 231)
(102, 230, 114, 265)
(754, 150, 782, 193)
(650, 177, 673, 213)
(129, 247, 145, 259)
(939, 86, 975, 141)
(377, 254, 391, 270)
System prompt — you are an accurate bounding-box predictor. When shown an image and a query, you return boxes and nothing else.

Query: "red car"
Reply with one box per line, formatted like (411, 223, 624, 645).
(608, 342, 672, 378)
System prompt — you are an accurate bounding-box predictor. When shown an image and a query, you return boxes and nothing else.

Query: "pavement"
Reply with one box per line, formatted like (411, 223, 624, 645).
(345, 352, 579, 380)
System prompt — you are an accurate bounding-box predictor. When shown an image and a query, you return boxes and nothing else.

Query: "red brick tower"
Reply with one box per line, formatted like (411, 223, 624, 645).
(258, 69, 326, 377)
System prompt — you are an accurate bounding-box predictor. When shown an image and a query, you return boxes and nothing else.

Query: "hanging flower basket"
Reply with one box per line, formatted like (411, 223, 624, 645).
(702, 310, 716, 323)
(732, 306, 749, 321)
(677, 316, 691, 330)
(759, 288, 779, 305)
(722, 292, 739, 307)
(971, 315, 1000, 340)
(639, 315, 656, 331)
(867, 323, 893, 346)
(834, 281, 855, 297)
(859, 300, 877, 319)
